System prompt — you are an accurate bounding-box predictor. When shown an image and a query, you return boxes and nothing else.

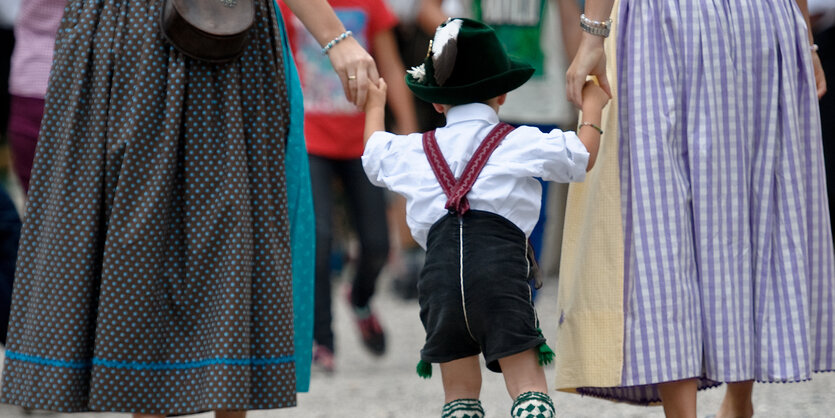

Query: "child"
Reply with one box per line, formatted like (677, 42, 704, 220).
(361, 18, 608, 418)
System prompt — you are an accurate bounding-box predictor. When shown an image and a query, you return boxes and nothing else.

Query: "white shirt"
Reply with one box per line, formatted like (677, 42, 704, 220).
(362, 103, 589, 248)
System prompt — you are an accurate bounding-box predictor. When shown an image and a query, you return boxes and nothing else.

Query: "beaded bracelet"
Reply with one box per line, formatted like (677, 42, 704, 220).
(811, 43, 820, 53)
(322, 30, 353, 55)
(578, 121, 603, 135)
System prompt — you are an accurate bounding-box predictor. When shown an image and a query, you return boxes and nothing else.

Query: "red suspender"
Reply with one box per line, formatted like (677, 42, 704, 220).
(422, 122, 515, 214)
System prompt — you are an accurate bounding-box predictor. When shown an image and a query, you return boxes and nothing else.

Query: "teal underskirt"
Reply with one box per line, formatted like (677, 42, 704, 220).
(275, 5, 315, 393)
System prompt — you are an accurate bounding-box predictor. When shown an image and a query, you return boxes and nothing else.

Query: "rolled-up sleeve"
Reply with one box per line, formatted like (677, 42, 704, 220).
(540, 129, 589, 183)
(500, 126, 590, 183)
(361, 131, 397, 188)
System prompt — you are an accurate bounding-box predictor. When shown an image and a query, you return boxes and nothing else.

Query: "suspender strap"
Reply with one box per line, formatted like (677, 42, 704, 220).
(422, 122, 515, 214)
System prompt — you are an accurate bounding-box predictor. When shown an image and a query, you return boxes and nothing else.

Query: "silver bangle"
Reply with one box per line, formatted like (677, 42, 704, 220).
(580, 14, 612, 38)
(322, 30, 353, 55)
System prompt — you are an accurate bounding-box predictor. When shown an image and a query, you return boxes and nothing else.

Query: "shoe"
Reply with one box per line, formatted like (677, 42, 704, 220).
(353, 305, 386, 356)
(312, 343, 335, 374)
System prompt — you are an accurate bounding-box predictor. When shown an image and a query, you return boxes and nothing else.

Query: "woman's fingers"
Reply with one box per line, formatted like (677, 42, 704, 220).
(342, 71, 355, 105)
(327, 37, 380, 107)
(565, 67, 585, 108)
(565, 36, 608, 108)
(354, 66, 369, 108)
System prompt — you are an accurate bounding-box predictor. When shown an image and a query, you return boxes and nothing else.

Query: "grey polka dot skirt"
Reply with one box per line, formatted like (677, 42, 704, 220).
(0, 0, 298, 414)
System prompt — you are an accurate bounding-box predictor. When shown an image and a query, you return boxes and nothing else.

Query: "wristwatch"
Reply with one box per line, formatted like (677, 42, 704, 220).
(580, 14, 612, 38)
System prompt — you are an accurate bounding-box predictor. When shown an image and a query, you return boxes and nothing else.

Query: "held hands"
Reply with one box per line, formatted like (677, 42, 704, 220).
(581, 79, 610, 113)
(326, 36, 381, 108)
(566, 34, 612, 108)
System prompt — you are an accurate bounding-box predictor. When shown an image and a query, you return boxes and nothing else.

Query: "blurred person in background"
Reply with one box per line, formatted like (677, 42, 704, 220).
(0, 0, 20, 348)
(6, 0, 63, 195)
(280, 0, 418, 372)
(383, 0, 443, 301)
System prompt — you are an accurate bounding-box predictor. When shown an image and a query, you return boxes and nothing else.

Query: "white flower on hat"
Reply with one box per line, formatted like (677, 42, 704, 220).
(431, 18, 462, 86)
(407, 64, 427, 83)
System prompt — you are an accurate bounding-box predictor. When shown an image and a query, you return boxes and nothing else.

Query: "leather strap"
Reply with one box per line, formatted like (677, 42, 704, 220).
(422, 123, 514, 214)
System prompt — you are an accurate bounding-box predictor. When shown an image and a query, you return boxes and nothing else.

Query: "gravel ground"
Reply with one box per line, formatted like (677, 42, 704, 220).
(1, 274, 834, 417)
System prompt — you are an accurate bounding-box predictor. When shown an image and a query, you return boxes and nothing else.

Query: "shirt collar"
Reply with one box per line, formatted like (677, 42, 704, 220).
(445, 103, 500, 127)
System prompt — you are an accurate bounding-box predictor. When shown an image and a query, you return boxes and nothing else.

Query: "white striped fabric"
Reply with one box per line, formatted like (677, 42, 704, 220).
(578, 0, 835, 404)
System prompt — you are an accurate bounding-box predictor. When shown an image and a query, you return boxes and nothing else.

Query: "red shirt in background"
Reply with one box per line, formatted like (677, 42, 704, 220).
(280, 0, 398, 159)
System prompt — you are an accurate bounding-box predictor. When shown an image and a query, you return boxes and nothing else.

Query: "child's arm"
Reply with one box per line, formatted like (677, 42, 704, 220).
(577, 80, 609, 171)
(363, 78, 388, 145)
(373, 30, 419, 135)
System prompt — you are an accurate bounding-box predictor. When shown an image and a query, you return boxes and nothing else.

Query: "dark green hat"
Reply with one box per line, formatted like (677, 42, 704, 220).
(405, 18, 534, 105)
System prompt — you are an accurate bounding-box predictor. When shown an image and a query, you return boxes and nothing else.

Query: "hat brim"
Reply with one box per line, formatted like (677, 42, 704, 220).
(406, 59, 534, 105)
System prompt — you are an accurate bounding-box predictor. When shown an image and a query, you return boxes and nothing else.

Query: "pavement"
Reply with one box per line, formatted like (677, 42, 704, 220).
(0, 273, 834, 417)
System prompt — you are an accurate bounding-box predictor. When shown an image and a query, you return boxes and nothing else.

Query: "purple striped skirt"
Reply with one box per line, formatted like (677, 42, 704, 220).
(578, 0, 835, 404)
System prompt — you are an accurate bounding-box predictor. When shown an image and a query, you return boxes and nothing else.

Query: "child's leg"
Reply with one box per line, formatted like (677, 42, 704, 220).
(439, 356, 485, 417)
(498, 348, 547, 398)
(498, 348, 554, 418)
(440, 355, 482, 402)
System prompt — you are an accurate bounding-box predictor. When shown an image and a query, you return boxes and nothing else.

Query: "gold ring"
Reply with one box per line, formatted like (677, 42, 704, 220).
(348, 75, 357, 80)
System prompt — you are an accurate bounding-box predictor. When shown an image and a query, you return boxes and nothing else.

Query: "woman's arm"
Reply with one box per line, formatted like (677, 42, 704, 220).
(556, 0, 582, 60)
(373, 29, 418, 135)
(794, 0, 827, 97)
(564, 0, 615, 107)
(282, 0, 381, 107)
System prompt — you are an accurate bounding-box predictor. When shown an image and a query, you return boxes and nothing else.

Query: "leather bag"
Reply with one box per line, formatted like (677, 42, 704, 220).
(160, 0, 255, 63)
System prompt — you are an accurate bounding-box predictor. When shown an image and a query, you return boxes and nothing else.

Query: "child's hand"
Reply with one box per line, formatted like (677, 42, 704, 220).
(364, 77, 387, 113)
(581, 80, 610, 112)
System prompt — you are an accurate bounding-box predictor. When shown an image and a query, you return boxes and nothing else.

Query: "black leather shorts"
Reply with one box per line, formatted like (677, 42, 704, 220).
(418, 210, 545, 372)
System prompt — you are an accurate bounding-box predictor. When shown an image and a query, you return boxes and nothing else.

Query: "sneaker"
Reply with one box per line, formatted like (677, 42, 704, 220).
(353, 305, 386, 356)
(312, 343, 335, 374)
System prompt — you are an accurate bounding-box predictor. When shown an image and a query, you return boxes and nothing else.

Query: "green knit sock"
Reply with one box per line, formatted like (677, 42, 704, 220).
(511, 391, 555, 418)
(441, 398, 485, 418)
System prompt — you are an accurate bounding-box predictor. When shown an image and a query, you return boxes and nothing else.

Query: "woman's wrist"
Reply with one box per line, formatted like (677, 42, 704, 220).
(579, 31, 606, 47)
(322, 30, 353, 55)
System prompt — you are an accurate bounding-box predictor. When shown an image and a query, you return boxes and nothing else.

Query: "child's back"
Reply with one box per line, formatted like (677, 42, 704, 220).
(360, 18, 608, 418)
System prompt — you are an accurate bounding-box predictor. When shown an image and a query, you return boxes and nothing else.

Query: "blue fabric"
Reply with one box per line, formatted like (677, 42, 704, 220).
(275, 5, 315, 393)
(0, 186, 20, 346)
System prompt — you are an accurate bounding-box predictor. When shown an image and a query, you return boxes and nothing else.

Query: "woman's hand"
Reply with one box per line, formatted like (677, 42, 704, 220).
(812, 49, 827, 98)
(326, 37, 380, 108)
(566, 34, 611, 108)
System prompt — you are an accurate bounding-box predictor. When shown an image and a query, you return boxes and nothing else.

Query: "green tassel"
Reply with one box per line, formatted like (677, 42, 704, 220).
(416, 359, 432, 379)
(537, 342, 555, 366)
(536, 328, 555, 366)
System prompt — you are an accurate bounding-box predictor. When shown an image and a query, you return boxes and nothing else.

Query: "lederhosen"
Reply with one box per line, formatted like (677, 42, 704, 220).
(418, 123, 545, 372)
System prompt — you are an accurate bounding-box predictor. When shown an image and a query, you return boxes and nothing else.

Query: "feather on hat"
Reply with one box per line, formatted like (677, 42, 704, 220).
(431, 19, 462, 86)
